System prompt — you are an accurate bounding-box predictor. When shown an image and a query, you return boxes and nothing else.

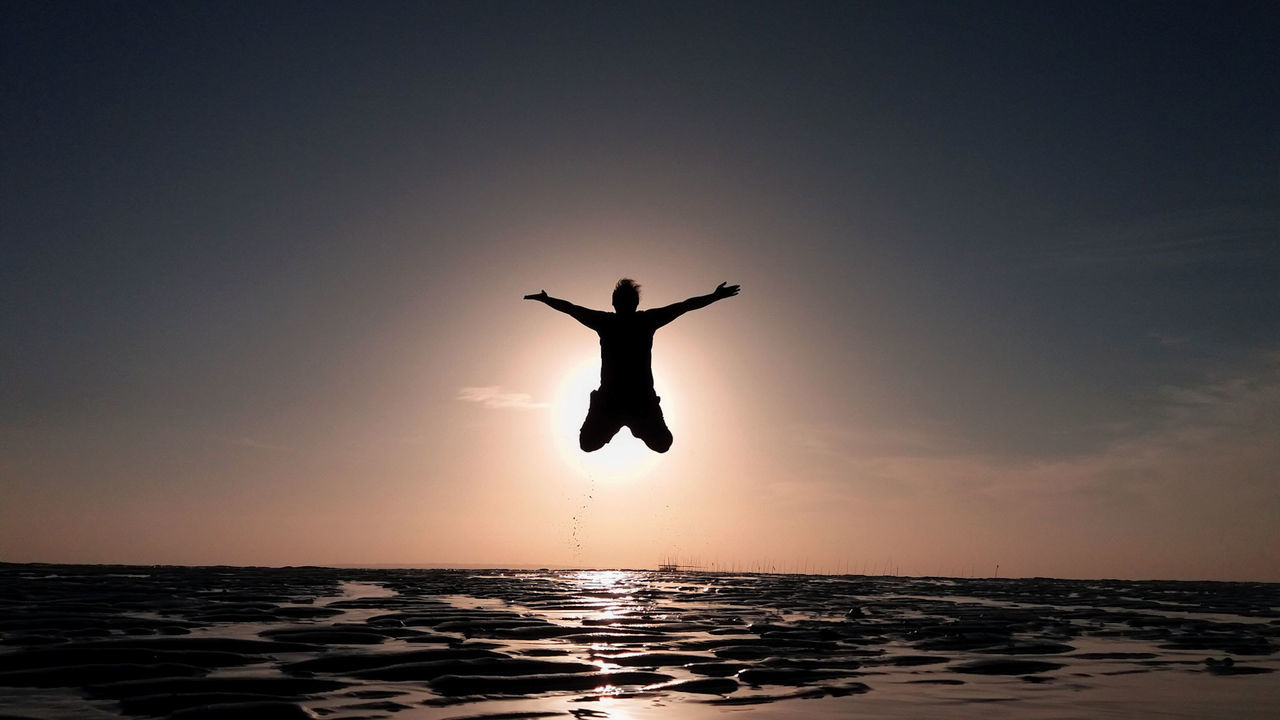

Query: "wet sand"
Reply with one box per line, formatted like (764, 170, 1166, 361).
(1, 564, 1276, 718)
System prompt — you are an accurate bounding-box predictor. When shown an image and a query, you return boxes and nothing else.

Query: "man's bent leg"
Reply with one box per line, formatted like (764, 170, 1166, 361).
(579, 390, 624, 452)
(629, 396, 673, 453)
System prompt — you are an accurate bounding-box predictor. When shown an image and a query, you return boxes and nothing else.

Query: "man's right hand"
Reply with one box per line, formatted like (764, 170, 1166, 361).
(524, 290, 548, 301)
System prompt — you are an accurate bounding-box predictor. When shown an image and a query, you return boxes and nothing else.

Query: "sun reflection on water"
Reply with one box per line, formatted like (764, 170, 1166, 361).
(574, 569, 634, 588)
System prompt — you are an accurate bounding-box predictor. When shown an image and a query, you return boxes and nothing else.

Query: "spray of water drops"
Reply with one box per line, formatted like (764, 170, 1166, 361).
(567, 471, 595, 566)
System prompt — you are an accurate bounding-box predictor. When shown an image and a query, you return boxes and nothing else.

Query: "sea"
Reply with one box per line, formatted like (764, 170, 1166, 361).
(1, 563, 1277, 718)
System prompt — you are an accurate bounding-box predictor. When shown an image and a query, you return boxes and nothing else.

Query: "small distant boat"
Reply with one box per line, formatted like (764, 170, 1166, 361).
(657, 562, 699, 572)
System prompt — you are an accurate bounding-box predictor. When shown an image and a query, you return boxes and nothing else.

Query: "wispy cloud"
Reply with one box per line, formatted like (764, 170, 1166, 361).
(791, 348, 1280, 517)
(1146, 331, 1190, 347)
(772, 352, 1280, 578)
(211, 435, 293, 452)
(788, 423, 947, 459)
(1029, 206, 1277, 271)
(458, 386, 548, 410)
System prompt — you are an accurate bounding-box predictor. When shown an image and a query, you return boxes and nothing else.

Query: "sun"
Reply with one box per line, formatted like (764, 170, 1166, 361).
(550, 358, 664, 481)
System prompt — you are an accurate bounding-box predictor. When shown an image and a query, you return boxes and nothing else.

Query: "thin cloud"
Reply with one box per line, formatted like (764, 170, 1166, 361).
(770, 353, 1280, 579)
(1147, 331, 1190, 347)
(1028, 206, 1277, 271)
(458, 386, 549, 410)
(211, 435, 293, 452)
(790, 348, 1280, 508)
(790, 423, 947, 459)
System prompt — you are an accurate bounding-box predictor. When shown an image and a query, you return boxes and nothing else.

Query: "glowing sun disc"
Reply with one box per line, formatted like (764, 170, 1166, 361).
(551, 360, 662, 481)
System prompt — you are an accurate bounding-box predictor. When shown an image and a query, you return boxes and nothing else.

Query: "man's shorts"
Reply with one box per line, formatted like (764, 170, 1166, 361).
(579, 389, 673, 453)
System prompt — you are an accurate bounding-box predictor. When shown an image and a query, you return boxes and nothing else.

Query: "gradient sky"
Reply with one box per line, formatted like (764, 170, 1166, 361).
(3, 1, 1278, 580)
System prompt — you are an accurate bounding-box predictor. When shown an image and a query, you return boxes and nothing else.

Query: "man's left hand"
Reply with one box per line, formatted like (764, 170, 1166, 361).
(713, 282, 740, 299)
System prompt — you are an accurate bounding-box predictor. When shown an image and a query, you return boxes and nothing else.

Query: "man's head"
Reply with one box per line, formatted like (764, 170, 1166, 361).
(612, 278, 640, 313)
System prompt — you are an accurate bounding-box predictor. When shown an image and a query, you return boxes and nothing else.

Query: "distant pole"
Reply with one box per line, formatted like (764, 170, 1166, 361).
(995, 564, 999, 578)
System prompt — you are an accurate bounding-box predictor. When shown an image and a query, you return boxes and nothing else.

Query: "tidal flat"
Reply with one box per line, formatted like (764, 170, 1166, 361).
(1, 564, 1277, 719)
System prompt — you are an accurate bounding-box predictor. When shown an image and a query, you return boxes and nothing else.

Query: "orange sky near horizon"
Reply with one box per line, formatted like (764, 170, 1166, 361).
(5, 224, 1277, 582)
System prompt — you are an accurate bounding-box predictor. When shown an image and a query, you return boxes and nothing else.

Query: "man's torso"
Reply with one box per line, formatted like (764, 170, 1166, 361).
(595, 311, 659, 400)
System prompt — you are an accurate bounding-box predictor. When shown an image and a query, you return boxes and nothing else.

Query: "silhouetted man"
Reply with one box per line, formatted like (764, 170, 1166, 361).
(525, 279, 740, 453)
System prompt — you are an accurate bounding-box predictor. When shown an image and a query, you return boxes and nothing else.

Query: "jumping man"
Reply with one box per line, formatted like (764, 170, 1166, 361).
(524, 279, 741, 453)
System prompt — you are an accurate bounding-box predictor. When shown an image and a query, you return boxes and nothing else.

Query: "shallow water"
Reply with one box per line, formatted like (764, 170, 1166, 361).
(0, 564, 1276, 719)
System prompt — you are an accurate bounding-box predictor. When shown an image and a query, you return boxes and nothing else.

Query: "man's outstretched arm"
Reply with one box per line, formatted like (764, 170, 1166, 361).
(649, 282, 740, 328)
(524, 290, 606, 330)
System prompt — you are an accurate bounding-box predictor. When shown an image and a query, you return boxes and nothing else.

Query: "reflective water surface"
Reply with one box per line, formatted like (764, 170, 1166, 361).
(1, 565, 1276, 718)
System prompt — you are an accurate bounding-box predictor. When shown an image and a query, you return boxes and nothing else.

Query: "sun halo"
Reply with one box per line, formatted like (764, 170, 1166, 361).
(550, 359, 667, 481)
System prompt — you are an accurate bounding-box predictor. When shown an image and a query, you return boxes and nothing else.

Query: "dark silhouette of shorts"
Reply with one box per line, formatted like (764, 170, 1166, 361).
(579, 389, 673, 453)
